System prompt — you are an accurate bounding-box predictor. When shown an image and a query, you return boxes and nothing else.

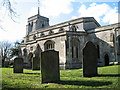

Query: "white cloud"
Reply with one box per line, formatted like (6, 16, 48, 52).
(77, 3, 119, 25)
(102, 7, 118, 24)
(29, 0, 74, 17)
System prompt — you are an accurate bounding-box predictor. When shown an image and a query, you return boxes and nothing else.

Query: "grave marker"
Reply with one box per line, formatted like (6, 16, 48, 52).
(41, 50, 60, 83)
(83, 41, 98, 77)
(13, 57, 23, 73)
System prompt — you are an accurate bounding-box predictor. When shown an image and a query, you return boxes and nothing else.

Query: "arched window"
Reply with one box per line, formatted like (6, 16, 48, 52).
(44, 40, 55, 51)
(34, 44, 42, 56)
(28, 52, 33, 68)
(71, 38, 79, 58)
(104, 54, 109, 66)
(23, 48, 27, 56)
(116, 35, 120, 54)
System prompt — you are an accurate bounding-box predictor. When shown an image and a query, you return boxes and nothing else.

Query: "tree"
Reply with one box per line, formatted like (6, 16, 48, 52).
(0, 0, 17, 29)
(2, 0, 17, 20)
(0, 41, 12, 67)
(10, 41, 21, 57)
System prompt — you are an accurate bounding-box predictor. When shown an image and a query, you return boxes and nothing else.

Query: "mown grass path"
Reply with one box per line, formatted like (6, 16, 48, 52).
(1, 65, 120, 89)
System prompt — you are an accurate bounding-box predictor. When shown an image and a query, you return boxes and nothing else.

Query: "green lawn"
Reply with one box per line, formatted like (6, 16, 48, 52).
(1, 65, 120, 89)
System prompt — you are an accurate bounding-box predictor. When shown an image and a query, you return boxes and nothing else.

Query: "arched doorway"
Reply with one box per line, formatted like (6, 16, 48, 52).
(28, 53, 33, 68)
(32, 44, 42, 70)
(104, 54, 109, 66)
(83, 41, 98, 77)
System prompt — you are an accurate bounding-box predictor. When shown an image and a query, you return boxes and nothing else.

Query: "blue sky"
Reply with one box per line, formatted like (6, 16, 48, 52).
(0, 0, 119, 42)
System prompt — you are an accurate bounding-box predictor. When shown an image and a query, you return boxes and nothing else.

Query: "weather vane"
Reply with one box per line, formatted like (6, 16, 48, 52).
(38, 0, 40, 15)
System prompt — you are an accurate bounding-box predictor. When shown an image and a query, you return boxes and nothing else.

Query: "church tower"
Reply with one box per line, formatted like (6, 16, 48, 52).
(26, 2, 49, 35)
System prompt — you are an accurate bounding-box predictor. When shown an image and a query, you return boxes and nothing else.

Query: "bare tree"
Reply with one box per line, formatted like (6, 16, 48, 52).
(0, 0, 17, 29)
(0, 41, 12, 67)
(2, 0, 17, 20)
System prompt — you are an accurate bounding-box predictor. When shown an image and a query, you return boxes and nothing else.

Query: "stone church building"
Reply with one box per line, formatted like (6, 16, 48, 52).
(20, 10, 120, 69)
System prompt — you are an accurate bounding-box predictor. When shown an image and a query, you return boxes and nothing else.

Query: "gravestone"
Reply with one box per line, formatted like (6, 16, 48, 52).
(13, 57, 23, 73)
(32, 56, 40, 70)
(41, 50, 60, 83)
(83, 41, 98, 77)
(4, 60, 9, 67)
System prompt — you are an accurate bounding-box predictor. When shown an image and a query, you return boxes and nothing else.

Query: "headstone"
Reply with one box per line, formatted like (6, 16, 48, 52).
(4, 61, 9, 67)
(32, 56, 40, 70)
(13, 57, 23, 73)
(41, 50, 60, 83)
(83, 41, 98, 77)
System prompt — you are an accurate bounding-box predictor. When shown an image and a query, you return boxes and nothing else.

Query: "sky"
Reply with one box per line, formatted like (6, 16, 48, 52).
(0, 0, 120, 42)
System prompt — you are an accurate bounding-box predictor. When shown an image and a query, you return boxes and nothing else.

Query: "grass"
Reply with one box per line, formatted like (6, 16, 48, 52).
(1, 65, 120, 89)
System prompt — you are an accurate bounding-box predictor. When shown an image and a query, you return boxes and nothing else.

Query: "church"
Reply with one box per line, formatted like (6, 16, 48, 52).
(20, 7, 120, 69)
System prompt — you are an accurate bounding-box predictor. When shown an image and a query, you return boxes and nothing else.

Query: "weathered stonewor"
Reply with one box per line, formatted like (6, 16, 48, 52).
(83, 41, 98, 77)
(41, 50, 60, 83)
(32, 56, 40, 70)
(13, 57, 23, 73)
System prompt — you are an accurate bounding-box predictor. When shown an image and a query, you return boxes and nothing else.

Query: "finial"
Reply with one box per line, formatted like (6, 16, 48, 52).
(38, 0, 40, 15)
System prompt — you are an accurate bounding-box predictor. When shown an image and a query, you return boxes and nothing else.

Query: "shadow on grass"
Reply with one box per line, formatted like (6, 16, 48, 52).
(59, 80, 112, 87)
(24, 73, 40, 75)
(97, 74, 120, 77)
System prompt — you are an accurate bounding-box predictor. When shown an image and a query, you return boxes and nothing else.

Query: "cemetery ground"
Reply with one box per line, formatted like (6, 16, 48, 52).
(1, 65, 120, 89)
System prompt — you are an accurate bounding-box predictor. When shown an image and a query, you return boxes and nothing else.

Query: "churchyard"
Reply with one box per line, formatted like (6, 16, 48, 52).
(1, 65, 120, 89)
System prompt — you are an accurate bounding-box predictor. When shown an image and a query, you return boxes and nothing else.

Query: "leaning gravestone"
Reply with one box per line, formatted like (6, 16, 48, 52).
(83, 41, 98, 77)
(32, 56, 40, 70)
(41, 50, 60, 83)
(13, 57, 23, 73)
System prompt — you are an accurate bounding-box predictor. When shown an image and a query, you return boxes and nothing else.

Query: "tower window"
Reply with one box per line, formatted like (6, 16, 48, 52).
(42, 24, 44, 28)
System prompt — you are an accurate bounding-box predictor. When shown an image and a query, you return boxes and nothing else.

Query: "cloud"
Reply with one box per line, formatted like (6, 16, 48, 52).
(77, 3, 119, 25)
(75, 0, 119, 2)
(29, 0, 74, 17)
